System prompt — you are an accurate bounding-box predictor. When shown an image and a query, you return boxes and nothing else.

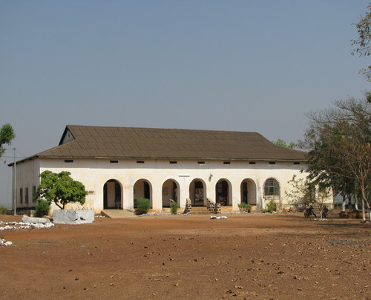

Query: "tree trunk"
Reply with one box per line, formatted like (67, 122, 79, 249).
(342, 195, 346, 211)
(55, 201, 63, 210)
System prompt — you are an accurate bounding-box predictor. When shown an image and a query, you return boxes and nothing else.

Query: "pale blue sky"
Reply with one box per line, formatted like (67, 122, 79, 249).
(0, 1, 369, 207)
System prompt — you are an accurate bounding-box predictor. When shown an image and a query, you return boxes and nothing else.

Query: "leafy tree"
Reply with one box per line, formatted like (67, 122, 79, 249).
(285, 175, 315, 210)
(352, 3, 371, 81)
(35, 171, 87, 210)
(302, 122, 357, 208)
(0, 123, 15, 157)
(272, 138, 297, 149)
(302, 97, 371, 220)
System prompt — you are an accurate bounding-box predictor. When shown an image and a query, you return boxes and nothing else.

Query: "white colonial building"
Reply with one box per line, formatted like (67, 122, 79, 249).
(11, 125, 312, 213)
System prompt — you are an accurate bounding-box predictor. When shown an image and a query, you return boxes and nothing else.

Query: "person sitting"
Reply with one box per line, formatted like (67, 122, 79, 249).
(308, 205, 317, 218)
(322, 206, 329, 218)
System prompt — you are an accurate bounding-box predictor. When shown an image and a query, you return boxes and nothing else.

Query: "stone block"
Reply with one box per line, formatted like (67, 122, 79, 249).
(22, 215, 51, 224)
(53, 210, 94, 224)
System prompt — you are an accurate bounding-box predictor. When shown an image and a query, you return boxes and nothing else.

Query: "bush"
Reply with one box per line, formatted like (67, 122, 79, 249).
(0, 206, 8, 215)
(35, 200, 50, 217)
(170, 201, 179, 214)
(238, 203, 252, 212)
(135, 198, 151, 215)
(264, 200, 277, 213)
(334, 203, 342, 209)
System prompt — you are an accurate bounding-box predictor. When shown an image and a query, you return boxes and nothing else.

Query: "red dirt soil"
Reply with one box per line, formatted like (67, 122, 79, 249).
(0, 212, 370, 300)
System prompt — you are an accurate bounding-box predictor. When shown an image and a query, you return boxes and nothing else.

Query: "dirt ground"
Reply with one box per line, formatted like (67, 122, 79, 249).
(0, 211, 370, 300)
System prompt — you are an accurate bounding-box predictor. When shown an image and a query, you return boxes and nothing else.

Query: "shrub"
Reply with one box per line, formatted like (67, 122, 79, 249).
(135, 198, 151, 215)
(238, 203, 252, 212)
(264, 200, 277, 213)
(0, 206, 8, 215)
(170, 201, 179, 215)
(334, 203, 342, 209)
(35, 200, 50, 217)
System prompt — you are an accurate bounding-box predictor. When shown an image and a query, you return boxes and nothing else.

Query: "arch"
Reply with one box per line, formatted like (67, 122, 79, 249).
(189, 179, 206, 206)
(103, 179, 122, 209)
(162, 179, 180, 207)
(133, 179, 152, 208)
(240, 178, 257, 205)
(215, 179, 232, 206)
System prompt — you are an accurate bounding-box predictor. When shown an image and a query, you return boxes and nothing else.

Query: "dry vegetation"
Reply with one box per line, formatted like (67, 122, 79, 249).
(0, 212, 370, 300)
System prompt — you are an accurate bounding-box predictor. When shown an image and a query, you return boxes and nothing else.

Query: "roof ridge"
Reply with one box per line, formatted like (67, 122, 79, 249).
(66, 125, 260, 135)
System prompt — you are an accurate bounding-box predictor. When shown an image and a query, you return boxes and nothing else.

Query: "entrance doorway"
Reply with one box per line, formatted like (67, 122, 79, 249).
(216, 179, 230, 206)
(103, 179, 122, 209)
(189, 179, 205, 206)
(133, 179, 152, 208)
(162, 179, 179, 207)
(241, 179, 256, 205)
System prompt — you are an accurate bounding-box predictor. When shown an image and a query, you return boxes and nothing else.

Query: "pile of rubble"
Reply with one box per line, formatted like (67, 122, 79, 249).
(0, 238, 12, 246)
(210, 215, 228, 220)
(0, 215, 54, 231)
(0, 215, 55, 246)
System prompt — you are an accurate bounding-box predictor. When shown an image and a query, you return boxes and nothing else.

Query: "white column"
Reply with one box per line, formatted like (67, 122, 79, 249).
(151, 182, 162, 211)
(205, 178, 216, 202)
(178, 175, 191, 208)
(122, 184, 134, 210)
(230, 179, 241, 211)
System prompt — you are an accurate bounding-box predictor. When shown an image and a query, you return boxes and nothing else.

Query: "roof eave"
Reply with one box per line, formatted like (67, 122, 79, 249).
(35, 155, 307, 162)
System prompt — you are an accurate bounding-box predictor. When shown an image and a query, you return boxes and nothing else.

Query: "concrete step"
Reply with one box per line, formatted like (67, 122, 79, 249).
(190, 207, 214, 214)
(101, 209, 136, 218)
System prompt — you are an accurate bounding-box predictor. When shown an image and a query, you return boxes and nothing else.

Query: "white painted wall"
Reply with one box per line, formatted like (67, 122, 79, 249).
(13, 158, 336, 212)
(13, 158, 317, 213)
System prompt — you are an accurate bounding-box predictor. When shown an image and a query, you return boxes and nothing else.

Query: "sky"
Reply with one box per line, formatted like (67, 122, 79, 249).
(0, 0, 370, 207)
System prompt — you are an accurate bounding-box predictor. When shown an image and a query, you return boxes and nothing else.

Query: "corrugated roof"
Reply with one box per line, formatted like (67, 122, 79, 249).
(36, 125, 306, 161)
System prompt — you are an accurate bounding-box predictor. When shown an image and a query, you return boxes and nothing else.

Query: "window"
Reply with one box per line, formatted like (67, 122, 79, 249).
(269, 161, 276, 165)
(198, 161, 205, 165)
(249, 162, 256, 164)
(20, 188, 23, 204)
(32, 186, 36, 203)
(136, 161, 145, 164)
(223, 162, 230, 164)
(264, 178, 280, 196)
(25, 187, 29, 205)
(64, 159, 74, 163)
(170, 161, 177, 164)
(110, 160, 118, 163)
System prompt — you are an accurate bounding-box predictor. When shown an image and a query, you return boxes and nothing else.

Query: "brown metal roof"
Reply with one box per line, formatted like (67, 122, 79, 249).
(36, 125, 306, 161)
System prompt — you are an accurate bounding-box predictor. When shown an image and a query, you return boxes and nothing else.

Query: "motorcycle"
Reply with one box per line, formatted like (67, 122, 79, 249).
(303, 206, 316, 218)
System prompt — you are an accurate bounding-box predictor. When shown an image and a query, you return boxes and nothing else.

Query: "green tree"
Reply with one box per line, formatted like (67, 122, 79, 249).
(0, 123, 15, 157)
(285, 175, 315, 210)
(302, 97, 371, 220)
(352, 3, 371, 81)
(272, 138, 297, 149)
(302, 122, 357, 208)
(35, 171, 87, 210)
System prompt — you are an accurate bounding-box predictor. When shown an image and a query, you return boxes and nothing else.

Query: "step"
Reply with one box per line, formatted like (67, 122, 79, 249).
(190, 206, 223, 214)
(101, 209, 136, 218)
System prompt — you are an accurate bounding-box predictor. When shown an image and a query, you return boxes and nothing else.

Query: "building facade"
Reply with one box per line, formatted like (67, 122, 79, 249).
(11, 125, 314, 213)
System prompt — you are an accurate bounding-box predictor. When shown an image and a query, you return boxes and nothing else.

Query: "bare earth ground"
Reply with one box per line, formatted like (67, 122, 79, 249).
(0, 212, 370, 300)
